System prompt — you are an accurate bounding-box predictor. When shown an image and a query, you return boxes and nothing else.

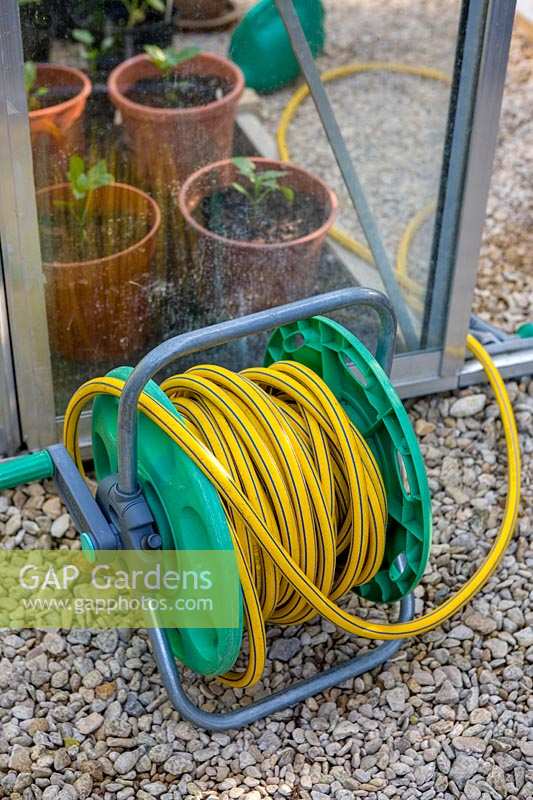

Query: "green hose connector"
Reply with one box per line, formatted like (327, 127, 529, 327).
(517, 322, 533, 339)
(0, 450, 54, 490)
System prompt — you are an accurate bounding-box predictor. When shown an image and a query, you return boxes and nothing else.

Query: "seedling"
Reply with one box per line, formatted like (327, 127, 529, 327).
(120, 0, 166, 29)
(144, 44, 200, 77)
(54, 156, 114, 238)
(24, 61, 48, 111)
(231, 158, 294, 219)
(144, 45, 201, 103)
(72, 29, 115, 73)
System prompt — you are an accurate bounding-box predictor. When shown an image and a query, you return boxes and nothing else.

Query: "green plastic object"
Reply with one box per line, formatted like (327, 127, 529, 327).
(265, 316, 432, 603)
(92, 367, 243, 677)
(517, 322, 533, 339)
(0, 450, 54, 490)
(229, 0, 325, 93)
(80, 532, 96, 562)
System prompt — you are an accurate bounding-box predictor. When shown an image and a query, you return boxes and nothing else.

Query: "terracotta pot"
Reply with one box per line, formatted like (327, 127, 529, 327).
(107, 53, 244, 193)
(178, 158, 337, 321)
(37, 182, 161, 363)
(29, 65, 92, 188)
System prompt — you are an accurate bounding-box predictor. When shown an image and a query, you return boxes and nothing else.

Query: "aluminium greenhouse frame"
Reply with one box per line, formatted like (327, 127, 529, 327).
(0, 0, 530, 456)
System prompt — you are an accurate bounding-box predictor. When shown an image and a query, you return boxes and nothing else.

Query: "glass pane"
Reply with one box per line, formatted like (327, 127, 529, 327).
(19, 0, 463, 414)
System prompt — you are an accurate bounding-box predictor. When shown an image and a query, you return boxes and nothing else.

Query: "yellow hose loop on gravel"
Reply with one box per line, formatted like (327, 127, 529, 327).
(64, 338, 520, 688)
(276, 62, 451, 310)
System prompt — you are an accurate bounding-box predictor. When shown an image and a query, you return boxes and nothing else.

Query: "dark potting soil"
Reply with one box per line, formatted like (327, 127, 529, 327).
(200, 186, 326, 244)
(30, 86, 79, 111)
(40, 212, 150, 263)
(125, 74, 230, 109)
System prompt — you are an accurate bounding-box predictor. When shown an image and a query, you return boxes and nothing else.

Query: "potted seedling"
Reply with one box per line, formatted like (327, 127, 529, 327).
(179, 156, 337, 320)
(107, 45, 244, 191)
(26, 60, 92, 188)
(111, 0, 174, 57)
(72, 28, 116, 76)
(70, 0, 173, 79)
(37, 155, 161, 362)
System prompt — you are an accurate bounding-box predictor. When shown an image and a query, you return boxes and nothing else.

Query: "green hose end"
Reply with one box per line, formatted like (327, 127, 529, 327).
(0, 450, 54, 490)
(516, 322, 533, 339)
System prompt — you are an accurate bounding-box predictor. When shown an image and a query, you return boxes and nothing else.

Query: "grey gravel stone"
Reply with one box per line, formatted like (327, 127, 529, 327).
(487, 638, 509, 659)
(452, 755, 484, 792)
(269, 637, 301, 662)
(9, 744, 32, 771)
(449, 395, 487, 418)
(163, 753, 194, 775)
(435, 679, 459, 704)
(384, 686, 408, 712)
(50, 513, 70, 538)
(114, 749, 139, 775)
(75, 712, 103, 735)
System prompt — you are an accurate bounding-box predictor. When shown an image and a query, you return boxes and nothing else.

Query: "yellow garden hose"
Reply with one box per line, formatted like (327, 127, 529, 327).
(64, 336, 521, 688)
(276, 62, 452, 311)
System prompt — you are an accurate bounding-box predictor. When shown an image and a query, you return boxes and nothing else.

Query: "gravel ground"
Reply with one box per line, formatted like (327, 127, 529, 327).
(1, 4, 532, 800)
(0, 375, 531, 800)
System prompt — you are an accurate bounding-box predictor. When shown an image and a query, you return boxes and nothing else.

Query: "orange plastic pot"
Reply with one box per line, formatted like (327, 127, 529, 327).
(29, 64, 92, 188)
(179, 158, 337, 320)
(107, 53, 244, 193)
(37, 182, 161, 363)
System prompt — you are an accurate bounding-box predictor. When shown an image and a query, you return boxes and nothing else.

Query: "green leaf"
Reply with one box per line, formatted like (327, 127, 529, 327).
(146, 0, 165, 12)
(71, 187, 86, 201)
(232, 157, 256, 179)
(166, 46, 200, 67)
(257, 170, 287, 181)
(101, 36, 115, 52)
(23, 61, 36, 94)
(67, 155, 85, 186)
(144, 44, 166, 66)
(35, 86, 48, 97)
(231, 181, 250, 198)
(72, 28, 94, 46)
(280, 186, 295, 203)
(87, 159, 114, 190)
(130, 7, 145, 26)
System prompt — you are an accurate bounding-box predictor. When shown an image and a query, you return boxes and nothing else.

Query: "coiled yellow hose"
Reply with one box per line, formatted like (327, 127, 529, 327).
(64, 336, 520, 688)
(276, 62, 452, 311)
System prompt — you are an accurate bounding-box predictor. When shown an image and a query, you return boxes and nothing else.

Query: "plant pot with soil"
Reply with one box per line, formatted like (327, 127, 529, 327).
(26, 62, 92, 188)
(178, 157, 337, 321)
(37, 156, 161, 363)
(107, 47, 244, 193)
(174, 0, 242, 30)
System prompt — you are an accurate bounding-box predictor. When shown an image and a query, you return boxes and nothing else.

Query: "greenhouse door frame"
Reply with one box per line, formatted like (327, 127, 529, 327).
(0, 0, 530, 456)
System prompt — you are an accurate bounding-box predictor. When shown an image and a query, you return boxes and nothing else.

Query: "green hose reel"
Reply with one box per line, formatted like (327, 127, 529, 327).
(88, 319, 431, 677)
